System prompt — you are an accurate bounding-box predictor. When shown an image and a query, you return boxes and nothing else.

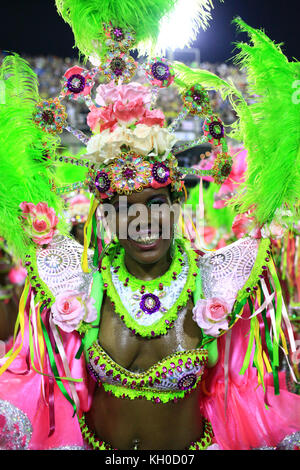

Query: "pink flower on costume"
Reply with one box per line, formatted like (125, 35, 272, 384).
(232, 213, 255, 239)
(8, 265, 27, 285)
(192, 297, 232, 337)
(51, 290, 97, 333)
(113, 97, 145, 123)
(95, 81, 151, 108)
(137, 109, 165, 127)
(20, 202, 58, 246)
(62, 66, 94, 98)
(87, 104, 117, 133)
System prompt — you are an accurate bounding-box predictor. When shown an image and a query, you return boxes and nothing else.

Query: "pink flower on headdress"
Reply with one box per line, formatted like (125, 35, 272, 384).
(192, 297, 233, 337)
(62, 66, 94, 99)
(20, 202, 58, 246)
(113, 97, 145, 123)
(137, 108, 165, 127)
(51, 290, 97, 333)
(95, 81, 151, 108)
(87, 104, 117, 133)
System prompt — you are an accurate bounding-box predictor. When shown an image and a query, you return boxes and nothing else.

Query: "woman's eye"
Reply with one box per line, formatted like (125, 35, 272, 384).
(147, 198, 168, 207)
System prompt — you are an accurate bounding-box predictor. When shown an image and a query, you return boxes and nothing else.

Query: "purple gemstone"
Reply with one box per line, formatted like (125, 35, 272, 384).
(140, 293, 161, 315)
(67, 73, 86, 93)
(95, 171, 110, 193)
(151, 61, 170, 81)
(113, 27, 124, 41)
(152, 162, 170, 184)
(177, 373, 197, 391)
(122, 167, 135, 179)
(114, 69, 123, 77)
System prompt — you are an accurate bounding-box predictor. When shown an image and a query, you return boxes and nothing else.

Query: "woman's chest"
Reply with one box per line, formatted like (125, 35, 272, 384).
(98, 294, 203, 372)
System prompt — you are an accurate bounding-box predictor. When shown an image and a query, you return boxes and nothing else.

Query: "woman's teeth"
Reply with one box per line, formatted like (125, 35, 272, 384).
(132, 233, 160, 244)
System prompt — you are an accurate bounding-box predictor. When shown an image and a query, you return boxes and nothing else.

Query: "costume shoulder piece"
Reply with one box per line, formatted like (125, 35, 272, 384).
(199, 236, 270, 305)
(196, 235, 296, 395)
(25, 234, 95, 307)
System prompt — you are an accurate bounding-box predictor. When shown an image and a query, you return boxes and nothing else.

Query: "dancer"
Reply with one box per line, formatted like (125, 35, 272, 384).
(0, 2, 299, 450)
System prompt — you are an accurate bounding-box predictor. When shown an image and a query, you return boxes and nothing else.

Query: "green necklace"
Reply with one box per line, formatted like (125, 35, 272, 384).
(100, 238, 199, 338)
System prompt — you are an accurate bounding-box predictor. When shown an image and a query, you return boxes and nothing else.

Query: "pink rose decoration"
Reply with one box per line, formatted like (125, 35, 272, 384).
(87, 104, 117, 133)
(51, 290, 97, 333)
(20, 202, 58, 246)
(113, 97, 145, 123)
(95, 81, 151, 108)
(232, 213, 255, 239)
(137, 108, 165, 127)
(192, 297, 232, 337)
(8, 265, 27, 285)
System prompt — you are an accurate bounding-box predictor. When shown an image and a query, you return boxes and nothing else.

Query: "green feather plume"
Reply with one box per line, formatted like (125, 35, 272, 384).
(0, 54, 66, 259)
(55, 0, 219, 60)
(228, 18, 300, 226)
(173, 19, 300, 226)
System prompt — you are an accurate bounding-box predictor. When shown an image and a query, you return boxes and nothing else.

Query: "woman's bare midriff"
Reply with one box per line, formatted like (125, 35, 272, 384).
(85, 294, 205, 450)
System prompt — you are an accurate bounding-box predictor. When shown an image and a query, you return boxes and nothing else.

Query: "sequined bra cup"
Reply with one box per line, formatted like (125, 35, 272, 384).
(87, 342, 208, 404)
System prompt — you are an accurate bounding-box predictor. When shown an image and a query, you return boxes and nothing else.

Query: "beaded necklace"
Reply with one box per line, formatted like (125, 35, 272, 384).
(100, 238, 199, 338)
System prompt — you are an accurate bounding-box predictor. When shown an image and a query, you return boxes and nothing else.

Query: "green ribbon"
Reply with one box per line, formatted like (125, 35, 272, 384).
(239, 298, 255, 375)
(40, 317, 77, 417)
(92, 212, 99, 268)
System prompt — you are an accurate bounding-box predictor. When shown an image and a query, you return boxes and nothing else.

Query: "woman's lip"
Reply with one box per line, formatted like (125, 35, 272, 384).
(128, 236, 162, 251)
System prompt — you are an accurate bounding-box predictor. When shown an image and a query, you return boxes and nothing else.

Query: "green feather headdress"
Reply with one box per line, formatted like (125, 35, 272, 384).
(173, 18, 300, 227)
(229, 18, 300, 226)
(55, 0, 220, 60)
(0, 54, 66, 259)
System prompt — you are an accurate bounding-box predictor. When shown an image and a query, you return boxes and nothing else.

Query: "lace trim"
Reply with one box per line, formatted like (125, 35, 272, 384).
(28, 234, 95, 307)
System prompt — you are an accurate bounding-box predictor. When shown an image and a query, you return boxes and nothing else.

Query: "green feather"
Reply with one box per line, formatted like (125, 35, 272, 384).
(228, 18, 300, 225)
(0, 54, 66, 259)
(55, 0, 220, 60)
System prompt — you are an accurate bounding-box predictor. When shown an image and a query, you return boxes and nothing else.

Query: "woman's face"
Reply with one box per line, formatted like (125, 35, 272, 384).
(105, 187, 179, 265)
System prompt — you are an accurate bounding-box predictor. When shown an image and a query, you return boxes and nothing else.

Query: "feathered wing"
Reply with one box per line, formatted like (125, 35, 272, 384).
(229, 18, 300, 226)
(173, 19, 300, 227)
(0, 54, 65, 259)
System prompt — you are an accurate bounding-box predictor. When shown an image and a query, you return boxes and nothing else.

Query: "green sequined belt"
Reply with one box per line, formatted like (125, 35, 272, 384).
(79, 415, 214, 450)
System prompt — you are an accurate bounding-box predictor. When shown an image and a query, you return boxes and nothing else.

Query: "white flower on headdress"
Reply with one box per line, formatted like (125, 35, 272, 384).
(86, 124, 177, 164)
